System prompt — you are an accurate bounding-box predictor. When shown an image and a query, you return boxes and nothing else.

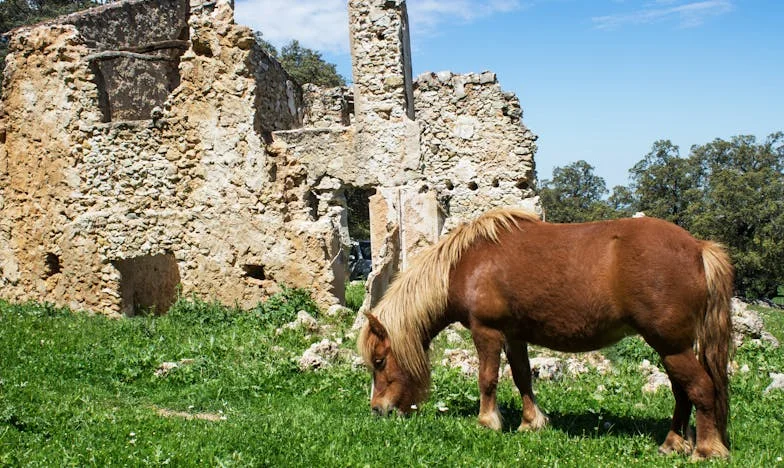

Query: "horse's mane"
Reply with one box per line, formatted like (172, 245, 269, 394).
(359, 208, 540, 386)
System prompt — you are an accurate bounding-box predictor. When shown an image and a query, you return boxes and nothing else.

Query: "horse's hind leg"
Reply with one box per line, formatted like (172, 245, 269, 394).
(471, 325, 504, 431)
(658, 379, 694, 455)
(505, 340, 548, 431)
(660, 349, 729, 460)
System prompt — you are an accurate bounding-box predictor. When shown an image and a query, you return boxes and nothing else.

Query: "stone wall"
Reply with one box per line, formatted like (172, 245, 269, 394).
(0, 0, 341, 314)
(415, 71, 539, 228)
(0, 0, 539, 316)
(66, 0, 190, 121)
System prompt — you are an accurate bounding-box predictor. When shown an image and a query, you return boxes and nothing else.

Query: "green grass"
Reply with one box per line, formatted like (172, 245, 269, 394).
(345, 281, 365, 313)
(1, 296, 783, 466)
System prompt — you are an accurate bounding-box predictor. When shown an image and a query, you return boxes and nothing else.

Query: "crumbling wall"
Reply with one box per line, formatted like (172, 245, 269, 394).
(66, 0, 190, 121)
(0, 24, 111, 311)
(348, 0, 420, 188)
(0, 0, 338, 314)
(301, 84, 352, 128)
(415, 71, 539, 228)
(0, 0, 540, 316)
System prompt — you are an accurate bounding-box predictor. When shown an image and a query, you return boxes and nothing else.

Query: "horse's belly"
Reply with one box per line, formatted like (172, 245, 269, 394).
(508, 314, 636, 352)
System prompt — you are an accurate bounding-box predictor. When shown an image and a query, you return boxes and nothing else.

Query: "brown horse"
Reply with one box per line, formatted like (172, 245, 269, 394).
(359, 208, 734, 460)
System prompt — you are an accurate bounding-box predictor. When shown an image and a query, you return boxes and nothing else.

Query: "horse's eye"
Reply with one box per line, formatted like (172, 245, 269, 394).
(374, 358, 386, 369)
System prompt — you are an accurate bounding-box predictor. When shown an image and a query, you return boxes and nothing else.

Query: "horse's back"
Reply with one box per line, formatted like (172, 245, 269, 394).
(448, 216, 707, 351)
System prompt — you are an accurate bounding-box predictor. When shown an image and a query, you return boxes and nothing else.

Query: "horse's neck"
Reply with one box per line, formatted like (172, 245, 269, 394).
(422, 315, 454, 350)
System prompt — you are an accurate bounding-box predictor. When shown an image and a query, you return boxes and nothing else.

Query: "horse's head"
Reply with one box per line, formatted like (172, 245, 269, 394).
(361, 313, 425, 416)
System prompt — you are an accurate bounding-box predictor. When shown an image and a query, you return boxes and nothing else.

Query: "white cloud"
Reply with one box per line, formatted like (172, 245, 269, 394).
(233, 0, 524, 54)
(234, 0, 349, 53)
(592, 1, 733, 30)
(408, 0, 522, 29)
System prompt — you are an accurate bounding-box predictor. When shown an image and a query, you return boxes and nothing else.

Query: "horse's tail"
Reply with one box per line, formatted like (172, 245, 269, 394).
(698, 241, 734, 447)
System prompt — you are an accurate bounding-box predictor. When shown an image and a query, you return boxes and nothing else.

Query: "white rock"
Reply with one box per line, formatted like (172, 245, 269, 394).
(530, 357, 563, 381)
(764, 373, 784, 394)
(298, 339, 341, 371)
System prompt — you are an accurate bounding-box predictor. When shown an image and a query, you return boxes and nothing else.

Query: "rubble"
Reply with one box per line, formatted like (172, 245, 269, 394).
(639, 359, 671, 393)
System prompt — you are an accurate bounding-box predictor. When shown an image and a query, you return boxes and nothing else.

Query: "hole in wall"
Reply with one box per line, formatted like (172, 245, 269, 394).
(516, 179, 531, 191)
(345, 186, 373, 241)
(467, 181, 479, 191)
(89, 61, 112, 122)
(344, 186, 374, 283)
(242, 264, 266, 281)
(492, 179, 499, 188)
(343, 93, 354, 126)
(445, 180, 454, 190)
(44, 253, 61, 278)
(304, 190, 319, 219)
(113, 253, 180, 317)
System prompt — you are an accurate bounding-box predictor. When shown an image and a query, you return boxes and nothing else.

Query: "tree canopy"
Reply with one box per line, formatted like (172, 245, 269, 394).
(539, 160, 616, 223)
(540, 133, 784, 299)
(254, 34, 346, 88)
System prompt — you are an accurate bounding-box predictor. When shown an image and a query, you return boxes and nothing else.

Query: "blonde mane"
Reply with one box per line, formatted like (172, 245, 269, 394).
(359, 208, 540, 386)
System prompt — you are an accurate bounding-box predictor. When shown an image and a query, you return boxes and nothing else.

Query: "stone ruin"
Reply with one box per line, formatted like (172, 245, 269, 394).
(0, 0, 539, 316)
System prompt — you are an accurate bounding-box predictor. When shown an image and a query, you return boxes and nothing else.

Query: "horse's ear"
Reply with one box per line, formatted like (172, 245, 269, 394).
(365, 313, 388, 340)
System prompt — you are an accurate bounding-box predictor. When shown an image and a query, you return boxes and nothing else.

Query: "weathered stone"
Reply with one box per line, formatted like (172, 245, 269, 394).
(530, 357, 563, 381)
(298, 339, 341, 371)
(640, 359, 671, 393)
(764, 373, 784, 394)
(283, 310, 320, 332)
(732, 298, 779, 348)
(1, 0, 538, 317)
(442, 348, 479, 376)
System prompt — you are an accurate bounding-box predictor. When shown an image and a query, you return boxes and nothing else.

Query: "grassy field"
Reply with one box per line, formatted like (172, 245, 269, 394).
(1, 292, 783, 467)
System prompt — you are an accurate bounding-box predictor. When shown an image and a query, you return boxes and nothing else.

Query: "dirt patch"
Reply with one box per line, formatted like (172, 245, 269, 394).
(154, 406, 226, 422)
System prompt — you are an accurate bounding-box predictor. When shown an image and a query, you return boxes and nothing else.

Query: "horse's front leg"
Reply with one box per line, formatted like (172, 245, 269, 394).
(471, 325, 504, 431)
(505, 340, 549, 431)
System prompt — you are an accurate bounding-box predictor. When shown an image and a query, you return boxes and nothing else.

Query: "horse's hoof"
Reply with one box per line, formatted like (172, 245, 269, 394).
(518, 411, 549, 432)
(658, 436, 693, 455)
(478, 411, 503, 431)
(689, 444, 730, 461)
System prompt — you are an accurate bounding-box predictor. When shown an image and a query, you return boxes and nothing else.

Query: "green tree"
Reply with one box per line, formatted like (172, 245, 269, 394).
(687, 134, 784, 298)
(253, 35, 346, 88)
(627, 140, 700, 227)
(279, 40, 345, 87)
(607, 185, 635, 217)
(540, 160, 614, 222)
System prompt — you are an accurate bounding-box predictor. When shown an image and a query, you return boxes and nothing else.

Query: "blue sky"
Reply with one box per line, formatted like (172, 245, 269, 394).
(235, 0, 783, 189)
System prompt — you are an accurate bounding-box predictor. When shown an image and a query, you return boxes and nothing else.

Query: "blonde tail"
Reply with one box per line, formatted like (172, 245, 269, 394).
(699, 241, 734, 447)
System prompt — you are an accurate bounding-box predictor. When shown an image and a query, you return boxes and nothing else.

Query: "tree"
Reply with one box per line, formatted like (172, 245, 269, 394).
(254, 34, 346, 88)
(628, 140, 700, 227)
(540, 160, 614, 222)
(607, 185, 635, 217)
(686, 134, 784, 298)
(279, 40, 346, 87)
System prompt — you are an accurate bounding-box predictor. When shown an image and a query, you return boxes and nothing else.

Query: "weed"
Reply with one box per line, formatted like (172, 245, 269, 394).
(250, 286, 320, 326)
(344, 281, 365, 312)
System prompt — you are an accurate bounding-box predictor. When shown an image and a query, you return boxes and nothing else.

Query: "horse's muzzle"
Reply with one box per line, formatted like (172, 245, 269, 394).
(371, 405, 393, 417)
